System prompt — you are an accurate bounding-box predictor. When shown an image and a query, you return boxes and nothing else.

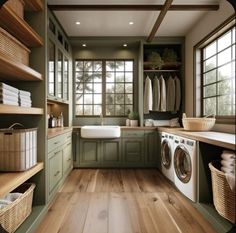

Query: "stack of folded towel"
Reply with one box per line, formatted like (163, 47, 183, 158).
(0, 82, 19, 106)
(19, 90, 32, 107)
(221, 150, 235, 191)
(0, 192, 22, 210)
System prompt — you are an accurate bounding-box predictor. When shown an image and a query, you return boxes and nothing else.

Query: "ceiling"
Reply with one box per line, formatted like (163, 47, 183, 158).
(48, 0, 221, 37)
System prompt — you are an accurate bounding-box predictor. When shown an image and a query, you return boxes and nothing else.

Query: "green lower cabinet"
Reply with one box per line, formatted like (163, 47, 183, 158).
(145, 131, 158, 167)
(79, 139, 101, 167)
(102, 139, 121, 167)
(63, 141, 72, 176)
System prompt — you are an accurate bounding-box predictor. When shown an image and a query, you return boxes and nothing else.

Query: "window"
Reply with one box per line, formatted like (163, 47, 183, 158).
(75, 60, 134, 116)
(201, 25, 235, 117)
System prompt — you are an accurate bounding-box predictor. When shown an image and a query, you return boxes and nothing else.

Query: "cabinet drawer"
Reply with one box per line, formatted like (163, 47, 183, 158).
(48, 135, 63, 153)
(49, 149, 62, 193)
(62, 132, 72, 144)
(122, 130, 144, 138)
(63, 141, 72, 174)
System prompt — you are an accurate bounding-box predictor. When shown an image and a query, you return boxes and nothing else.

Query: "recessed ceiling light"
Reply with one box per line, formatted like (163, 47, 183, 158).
(82, 44, 86, 47)
(76, 21, 81, 25)
(129, 21, 134, 25)
(123, 44, 127, 47)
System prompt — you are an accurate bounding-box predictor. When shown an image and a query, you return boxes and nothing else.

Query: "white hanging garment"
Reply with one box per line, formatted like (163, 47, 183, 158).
(160, 75, 166, 112)
(174, 76, 181, 111)
(166, 76, 175, 111)
(152, 76, 160, 111)
(143, 75, 153, 114)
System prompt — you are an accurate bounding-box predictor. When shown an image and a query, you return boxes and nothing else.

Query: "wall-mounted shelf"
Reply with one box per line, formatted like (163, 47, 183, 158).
(0, 162, 44, 198)
(0, 5, 43, 47)
(0, 53, 43, 81)
(24, 0, 44, 11)
(0, 105, 44, 115)
(144, 69, 180, 72)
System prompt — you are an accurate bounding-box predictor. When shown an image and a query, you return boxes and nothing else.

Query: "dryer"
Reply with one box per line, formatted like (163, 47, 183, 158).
(173, 136, 197, 202)
(161, 132, 175, 182)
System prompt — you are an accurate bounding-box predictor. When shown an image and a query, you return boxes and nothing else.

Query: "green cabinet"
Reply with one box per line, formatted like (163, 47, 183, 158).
(145, 130, 158, 167)
(63, 141, 72, 176)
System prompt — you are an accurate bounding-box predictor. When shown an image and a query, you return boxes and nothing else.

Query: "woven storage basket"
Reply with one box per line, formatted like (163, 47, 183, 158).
(182, 117, 215, 131)
(4, 0, 25, 19)
(0, 183, 35, 233)
(209, 161, 235, 223)
(0, 27, 30, 66)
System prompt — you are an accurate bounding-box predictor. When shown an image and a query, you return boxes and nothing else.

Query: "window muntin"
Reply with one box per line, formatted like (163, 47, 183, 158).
(202, 25, 235, 117)
(75, 60, 134, 116)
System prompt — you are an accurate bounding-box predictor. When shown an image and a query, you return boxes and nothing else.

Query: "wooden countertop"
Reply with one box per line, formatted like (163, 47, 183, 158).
(73, 126, 157, 130)
(158, 127, 235, 150)
(47, 127, 73, 139)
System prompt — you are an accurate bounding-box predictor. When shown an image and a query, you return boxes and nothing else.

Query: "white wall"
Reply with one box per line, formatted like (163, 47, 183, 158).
(185, 0, 234, 133)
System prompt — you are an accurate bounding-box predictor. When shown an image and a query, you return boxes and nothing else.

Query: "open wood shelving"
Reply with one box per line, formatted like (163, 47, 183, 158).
(0, 104, 44, 115)
(24, 0, 44, 12)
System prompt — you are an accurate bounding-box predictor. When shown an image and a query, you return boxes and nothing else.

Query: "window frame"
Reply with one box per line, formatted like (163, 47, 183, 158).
(74, 59, 134, 117)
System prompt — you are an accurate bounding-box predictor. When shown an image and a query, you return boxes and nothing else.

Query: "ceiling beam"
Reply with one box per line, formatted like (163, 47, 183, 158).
(48, 4, 219, 11)
(147, 0, 173, 42)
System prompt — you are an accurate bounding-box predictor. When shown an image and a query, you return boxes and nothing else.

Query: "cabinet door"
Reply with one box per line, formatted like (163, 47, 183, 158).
(102, 139, 121, 167)
(49, 148, 63, 194)
(57, 49, 63, 99)
(145, 131, 158, 167)
(63, 141, 72, 176)
(48, 40, 55, 97)
(122, 138, 144, 167)
(79, 139, 101, 166)
(63, 56, 69, 101)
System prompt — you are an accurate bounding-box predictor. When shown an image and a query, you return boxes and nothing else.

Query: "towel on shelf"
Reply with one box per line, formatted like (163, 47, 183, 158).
(221, 151, 236, 161)
(221, 160, 235, 168)
(19, 96, 31, 103)
(0, 88, 18, 97)
(19, 90, 31, 97)
(166, 76, 175, 111)
(0, 99, 19, 106)
(221, 166, 235, 174)
(4, 192, 22, 202)
(0, 82, 19, 94)
(169, 118, 180, 127)
(152, 76, 160, 111)
(225, 173, 235, 191)
(174, 76, 181, 111)
(159, 75, 166, 112)
(0, 94, 19, 102)
(143, 75, 153, 114)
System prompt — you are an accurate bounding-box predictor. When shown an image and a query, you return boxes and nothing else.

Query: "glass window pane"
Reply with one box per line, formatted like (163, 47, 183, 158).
(84, 61, 93, 71)
(116, 61, 124, 71)
(76, 105, 83, 115)
(75, 94, 83, 104)
(125, 105, 133, 115)
(125, 94, 133, 104)
(94, 94, 102, 104)
(125, 83, 133, 93)
(84, 83, 93, 93)
(84, 105, 93, 115)
(76, 83, 83, 93)
(204, 97, 216, 115)
(204, 42, 216, 59)
(106, 72, 115, 82)
(106, 61, 115, 71)
(94, 72, 102, 82)
(115, 94, 124, 104)
(94, 83, 102, 93)
(233, 45, 235, 59)
(84, 94, 93, 104)
(116, 73, 125, 82)
(106, 105, 114, 115)
(83, 72, 93, 82)
(218, 80, 232, 95)
(106, 84, 115, 93)
(233, 27, 235, 43)
(218, 95, 233, 115)
(204, 56, 216, 72)
(218, 63, 233, 80)
(125, 61, 133, 71)
(94, 61, 102, 71)
(106, 94, 114, 104)
(218, 47, 231, 66)
(115, 83, 124, 93)
(125, 72, 133, 82)
(75, 72, 83, 82)
(218, 31, 231, 52)
(204, 84, 216, 97)
(115, 105, 124, 115)
(76, 61, 83, 71)
(204, 70, 216, 85)
(94, 105, 102, 115)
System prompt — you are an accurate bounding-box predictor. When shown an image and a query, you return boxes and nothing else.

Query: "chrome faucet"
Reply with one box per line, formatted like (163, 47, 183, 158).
(100, 113, 104, 126)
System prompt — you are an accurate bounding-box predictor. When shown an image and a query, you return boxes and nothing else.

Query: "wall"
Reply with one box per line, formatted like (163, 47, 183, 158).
(185, 0, 234, 133)
(71, 39, 140, 126)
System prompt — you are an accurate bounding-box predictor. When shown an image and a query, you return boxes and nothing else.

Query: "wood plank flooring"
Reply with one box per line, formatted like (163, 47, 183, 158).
(35, 169, 216, 233)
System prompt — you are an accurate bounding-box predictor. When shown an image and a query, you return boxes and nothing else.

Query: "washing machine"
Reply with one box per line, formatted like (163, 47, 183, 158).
(173, 136, 197, 202)
(161, 132, 175, 182)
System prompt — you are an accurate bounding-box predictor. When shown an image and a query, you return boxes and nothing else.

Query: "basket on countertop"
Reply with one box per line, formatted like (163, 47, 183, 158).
(209, 161, 235, 223)
(0, 123, 37, 171)
(0, 183, 35, 233)
(182, 113, 215, 131)
(4, 0, 25, 19)
(0, 27, 30, 66)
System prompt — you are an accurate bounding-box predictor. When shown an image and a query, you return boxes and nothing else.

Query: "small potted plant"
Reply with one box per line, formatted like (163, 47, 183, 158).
(128, 111, 139, 127)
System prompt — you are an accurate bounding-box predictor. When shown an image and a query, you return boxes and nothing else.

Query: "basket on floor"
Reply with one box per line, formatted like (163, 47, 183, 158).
(0, 183, 35, 233)
(209, 161, 235, 223)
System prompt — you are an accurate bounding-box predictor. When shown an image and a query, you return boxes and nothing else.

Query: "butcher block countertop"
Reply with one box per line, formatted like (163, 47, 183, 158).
(47, 127, 73, 139)
(158, 127, 235, 150)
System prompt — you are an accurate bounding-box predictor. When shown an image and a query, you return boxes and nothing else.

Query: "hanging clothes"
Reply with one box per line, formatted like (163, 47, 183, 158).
(143, 75, 153, 114)
(152, 76, 160, 111)
(166, 76, 175, 112)
(159, 75, 166, 112)
(174, 76, 181, 111)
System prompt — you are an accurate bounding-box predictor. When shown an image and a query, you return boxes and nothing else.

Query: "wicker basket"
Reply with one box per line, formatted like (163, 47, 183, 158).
(209, 161, 235, 223)
(0, 183, 35, 233)
(4, 0, 25, 19)
(182, 117, 215, 131)
(0, 27, 30, 66)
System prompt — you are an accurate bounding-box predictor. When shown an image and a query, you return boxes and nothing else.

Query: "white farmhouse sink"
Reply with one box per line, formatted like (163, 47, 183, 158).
(81, 125, 121, 138)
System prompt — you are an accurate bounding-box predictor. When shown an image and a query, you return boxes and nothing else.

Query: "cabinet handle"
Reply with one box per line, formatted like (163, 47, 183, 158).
(54, 151, 61, 155)
(54, 171, 60, 177)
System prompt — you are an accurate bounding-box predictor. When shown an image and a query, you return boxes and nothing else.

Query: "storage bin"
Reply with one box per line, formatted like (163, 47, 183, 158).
(4, 0, 25, 19)
(0, 183, 35, 233)
(0, 27, 30, 66)
(209, 161, 235, 223)
(0, 124, 37, 171)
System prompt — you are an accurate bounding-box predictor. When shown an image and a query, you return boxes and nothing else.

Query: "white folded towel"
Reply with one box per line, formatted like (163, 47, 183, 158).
(221, 166, 235, 174)
(0, 204, 8, 210)
(0, 88, 18, 97)
(4, 192, 22, 202)
(169, 118, 180, 127)
(144, 76, 153, 114)
(19, 90, 31, 97)
(0, 199, 12, 205)
(153, 120, 170, 126)
(221, 160, 235, 168)
(221, 152, 236, 161)
(20, 102, 32, 107)
(225, 173, 235, 191)
(0, 82, 19, 93)
(0, 94, 18, 102)
(0, 100, 19, 106)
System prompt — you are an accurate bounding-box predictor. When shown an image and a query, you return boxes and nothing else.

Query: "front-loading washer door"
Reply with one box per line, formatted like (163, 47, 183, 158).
(161, 140, 171, 169)
(174, 145, 192, 183)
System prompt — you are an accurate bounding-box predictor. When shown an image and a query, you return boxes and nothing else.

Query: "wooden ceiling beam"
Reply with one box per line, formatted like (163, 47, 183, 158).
(48, 4, 219, 11)
(147, 0, 173, 43)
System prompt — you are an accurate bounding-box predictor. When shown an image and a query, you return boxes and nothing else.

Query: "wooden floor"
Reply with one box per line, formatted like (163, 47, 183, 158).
(35, 169, 216, 233)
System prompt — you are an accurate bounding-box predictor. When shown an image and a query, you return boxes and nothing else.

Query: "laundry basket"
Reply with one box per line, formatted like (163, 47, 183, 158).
(0, 183, 35, 233)
(209, 161, 235, 223)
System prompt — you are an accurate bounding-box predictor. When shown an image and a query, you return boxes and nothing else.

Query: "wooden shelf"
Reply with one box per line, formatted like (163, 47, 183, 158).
(0, 105, 44, 115)
(0, 5, 43, 47)
(24, 0, 44, 11)
(0, 53, 43, 81)
(0, 162, 44, 198)
(144, 69, 180, 72)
